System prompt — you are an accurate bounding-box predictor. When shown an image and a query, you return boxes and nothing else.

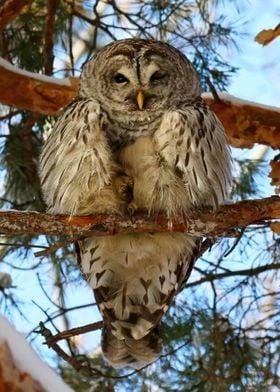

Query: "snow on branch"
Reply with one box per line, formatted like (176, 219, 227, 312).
(202, 92, 280, 149)
(0, 57, 279, 149)
(0, 196, 279, 239)
(0, 315, 73, 392)
(0, 57, 79, 116)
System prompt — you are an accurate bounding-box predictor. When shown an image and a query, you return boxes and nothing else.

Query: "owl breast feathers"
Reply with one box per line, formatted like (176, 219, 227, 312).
(39, 38, 232, 369)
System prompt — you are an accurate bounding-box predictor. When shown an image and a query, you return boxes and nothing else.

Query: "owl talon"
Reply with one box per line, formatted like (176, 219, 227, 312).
(127, 202, 138, 223)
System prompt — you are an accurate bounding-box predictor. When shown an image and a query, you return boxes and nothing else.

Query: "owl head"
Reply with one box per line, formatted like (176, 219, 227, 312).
(79, 39, 201, 114)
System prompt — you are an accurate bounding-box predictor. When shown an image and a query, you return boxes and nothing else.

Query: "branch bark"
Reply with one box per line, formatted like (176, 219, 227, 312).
(0, 341, 46, 392)
(0, 58, 279, 149)
(0, 58, 79, 115)
(0, 0, 31, 31)
(255, 23, 280, 46)
(203, 93, 280, 149)
(0, 196, 278, 238)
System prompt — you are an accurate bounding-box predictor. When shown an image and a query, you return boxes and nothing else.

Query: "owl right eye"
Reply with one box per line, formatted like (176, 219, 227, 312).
(114, 73, 129, 84)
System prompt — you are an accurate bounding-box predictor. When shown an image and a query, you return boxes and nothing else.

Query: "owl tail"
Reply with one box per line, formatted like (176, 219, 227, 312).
(101, 327, 162, 369)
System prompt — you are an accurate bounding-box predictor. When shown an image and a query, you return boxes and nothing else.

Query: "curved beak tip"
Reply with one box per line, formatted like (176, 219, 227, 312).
(136, 90, 144, 110)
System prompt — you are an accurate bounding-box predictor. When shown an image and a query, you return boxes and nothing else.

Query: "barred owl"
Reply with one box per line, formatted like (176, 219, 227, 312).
(39, 39, 232, 369)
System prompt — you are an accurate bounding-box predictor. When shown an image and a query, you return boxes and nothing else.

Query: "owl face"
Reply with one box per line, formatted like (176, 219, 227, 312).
(96, 53, 176, 112)
(80, 39, 201, 115)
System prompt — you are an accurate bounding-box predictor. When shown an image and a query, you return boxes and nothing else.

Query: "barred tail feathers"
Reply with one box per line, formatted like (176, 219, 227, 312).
(102, 327, 162, 369)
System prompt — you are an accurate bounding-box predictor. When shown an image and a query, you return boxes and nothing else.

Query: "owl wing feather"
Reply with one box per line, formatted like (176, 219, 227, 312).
(154, 101, 232, 211)
(39, 98, 120, 215)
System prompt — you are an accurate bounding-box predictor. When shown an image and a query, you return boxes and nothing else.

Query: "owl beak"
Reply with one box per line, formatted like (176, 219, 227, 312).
(136, 90, 144, 110)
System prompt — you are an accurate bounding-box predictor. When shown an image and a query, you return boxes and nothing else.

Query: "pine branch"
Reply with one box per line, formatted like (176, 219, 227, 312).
(0, 196, 278, 238)
(0, 58, 279, 149)
(0, 0, 31, 31)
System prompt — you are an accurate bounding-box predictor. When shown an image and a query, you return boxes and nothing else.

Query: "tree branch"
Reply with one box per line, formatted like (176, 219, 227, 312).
(0, 196, 278, 238)
(187, 262, 280, 288)
(0, 58, 279, 148)
(0, 0, 31, 31)
(0, 57, 78, 116)
(202, 93, 280, 149)
(43, 0, 59, 76)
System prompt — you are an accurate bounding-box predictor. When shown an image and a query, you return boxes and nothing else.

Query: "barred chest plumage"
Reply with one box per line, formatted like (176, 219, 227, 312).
(100, 103, 164, 150)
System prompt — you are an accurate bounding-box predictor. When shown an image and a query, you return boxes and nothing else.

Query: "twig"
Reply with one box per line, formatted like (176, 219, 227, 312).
(34, 236, 82, 257)
(45, 321, 103, 345)
(185, 261, 280, 289)
(39, 322, 148, 379)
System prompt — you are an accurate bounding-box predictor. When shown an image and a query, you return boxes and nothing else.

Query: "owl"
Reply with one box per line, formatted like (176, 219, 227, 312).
(39, 39, 232, 369)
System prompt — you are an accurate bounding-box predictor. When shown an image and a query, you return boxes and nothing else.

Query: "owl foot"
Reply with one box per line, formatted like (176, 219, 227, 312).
(126, 201, 138, 223)
(113, 174, 134, 204)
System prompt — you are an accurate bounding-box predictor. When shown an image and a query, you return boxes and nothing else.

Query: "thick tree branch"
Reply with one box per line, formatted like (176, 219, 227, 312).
(0, 57, 79, 116)
(203, 93, 280, 149)
(0, 196, 278, 238)
(0, 58, 279, 148)
(0, 0, 31, 31)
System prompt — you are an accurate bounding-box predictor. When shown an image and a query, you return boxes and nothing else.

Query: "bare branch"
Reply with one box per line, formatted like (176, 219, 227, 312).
(269, 158, 280, 195)
(0, 196, 278, 238)
(187, 262, 280, 289)
(0, 0, 31, 31)
(45, 321, 103, 345)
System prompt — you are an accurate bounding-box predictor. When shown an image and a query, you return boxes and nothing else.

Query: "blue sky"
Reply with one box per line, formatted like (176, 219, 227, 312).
(225, 0, 279, 106)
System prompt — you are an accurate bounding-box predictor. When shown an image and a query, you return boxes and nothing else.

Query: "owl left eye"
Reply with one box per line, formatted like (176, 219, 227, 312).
(150, 71, 166, 82)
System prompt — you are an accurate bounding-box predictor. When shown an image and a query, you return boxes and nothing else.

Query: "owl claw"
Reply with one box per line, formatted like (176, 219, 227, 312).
(127, 202, 138, 223)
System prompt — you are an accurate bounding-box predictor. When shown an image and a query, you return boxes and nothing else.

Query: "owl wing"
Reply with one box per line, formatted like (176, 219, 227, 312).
(39, 98, 118, 215)
(154, 101, 232, 210)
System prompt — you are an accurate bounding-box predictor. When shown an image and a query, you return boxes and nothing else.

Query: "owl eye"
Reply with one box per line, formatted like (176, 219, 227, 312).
(150, 71, 166, 82)
(114, 73, 129, 84)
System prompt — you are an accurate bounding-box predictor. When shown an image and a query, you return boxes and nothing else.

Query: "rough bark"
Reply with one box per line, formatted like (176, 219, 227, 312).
(203, 94, 280, 149)
(0, 58, 79, 115)
(0, 0, 31, 31)
(0, 58, 279, 149)
(0, 196, 278, 238)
